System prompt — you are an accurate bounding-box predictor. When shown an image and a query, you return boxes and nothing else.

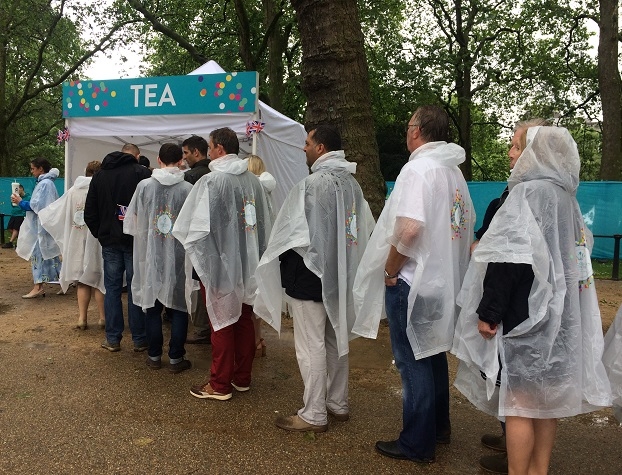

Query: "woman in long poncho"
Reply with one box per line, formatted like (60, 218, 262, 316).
(12, 158, 62, 298)
(39, 161, 105, 329)
(451, 126, 611, 474)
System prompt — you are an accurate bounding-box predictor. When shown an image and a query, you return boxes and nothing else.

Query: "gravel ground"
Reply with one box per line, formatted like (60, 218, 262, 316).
(1, 250, 621, 474)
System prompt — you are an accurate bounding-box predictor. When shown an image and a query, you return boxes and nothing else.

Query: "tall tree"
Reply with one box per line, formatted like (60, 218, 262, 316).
(0, 0, 137, 175)
(597, 0, 622, 180)
(290, 0, 385, 216)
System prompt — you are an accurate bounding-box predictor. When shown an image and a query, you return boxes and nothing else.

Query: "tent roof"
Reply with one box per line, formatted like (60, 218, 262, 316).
(65, 61, 309, 208)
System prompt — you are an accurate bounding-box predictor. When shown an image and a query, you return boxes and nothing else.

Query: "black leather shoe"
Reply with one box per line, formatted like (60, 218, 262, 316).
(375, 440, 435, 464)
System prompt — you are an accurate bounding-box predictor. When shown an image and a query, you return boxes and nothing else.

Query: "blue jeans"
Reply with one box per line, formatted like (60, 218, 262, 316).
(385, 279, 451, 460)
(102, 244, 146, 345)
(145, 300, 188, 360)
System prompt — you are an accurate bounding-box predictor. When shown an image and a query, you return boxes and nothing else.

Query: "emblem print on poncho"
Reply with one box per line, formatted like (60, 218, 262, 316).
(241, 198, 257, 231)
(450, 189, 468, 239)
(153, 206, 176, 238)
(345, 204, 358, 246)
(73, 203, 85, 229)
(576, 227, 594, 291)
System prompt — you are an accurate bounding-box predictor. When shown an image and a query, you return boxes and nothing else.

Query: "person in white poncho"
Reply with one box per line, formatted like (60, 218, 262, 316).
(451, 126, 611, 475)
(173, 128, 272, 400)
(353, 106, 473, 463)
(124, 144, 193, 374)
(12, 158, 62, 299)
(603, 304, 622, 423)
(254, 125, 375, 433)
(39, 161, 105, 330)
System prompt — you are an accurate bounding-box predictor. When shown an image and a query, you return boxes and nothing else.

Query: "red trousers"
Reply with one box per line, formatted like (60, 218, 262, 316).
(208, 303, 255, 394)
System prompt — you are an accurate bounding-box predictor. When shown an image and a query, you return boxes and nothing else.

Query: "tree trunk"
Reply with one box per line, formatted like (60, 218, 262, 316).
(290, 0, 385, 217)
(598, 0, 622, 180)
(263, 0, 286, 112)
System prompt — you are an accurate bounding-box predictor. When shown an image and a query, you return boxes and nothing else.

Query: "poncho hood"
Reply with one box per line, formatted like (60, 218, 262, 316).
(73, 176, 92, 189)
(409, 142, 465, 167)
(509, 126, 579, 194)
(208, 154, 247, 174)
(39, 168, 59, 181)
(101, 151, 138, 169)
(310, 150, 356, 174)
(258, 172, 276, 193)
(152, 167, 186, 185)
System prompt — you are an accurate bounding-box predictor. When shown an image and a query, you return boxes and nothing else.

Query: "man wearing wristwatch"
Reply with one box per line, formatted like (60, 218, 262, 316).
(353, 105, 474, 464)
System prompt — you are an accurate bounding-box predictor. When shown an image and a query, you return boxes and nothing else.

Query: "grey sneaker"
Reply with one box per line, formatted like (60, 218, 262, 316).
(133, 341, 149, 352)
(101, 340, 120, 352)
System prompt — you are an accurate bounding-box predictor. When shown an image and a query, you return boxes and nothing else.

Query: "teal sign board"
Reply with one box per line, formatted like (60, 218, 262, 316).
(63, 72, 259, 118)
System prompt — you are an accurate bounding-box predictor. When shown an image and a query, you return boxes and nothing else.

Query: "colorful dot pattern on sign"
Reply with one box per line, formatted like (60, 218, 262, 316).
(62, 72, 258, 118)
(64, 80, 113, 114)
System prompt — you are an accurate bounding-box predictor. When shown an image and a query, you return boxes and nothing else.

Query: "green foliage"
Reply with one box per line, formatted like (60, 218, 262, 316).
(0, 0, 139, 176)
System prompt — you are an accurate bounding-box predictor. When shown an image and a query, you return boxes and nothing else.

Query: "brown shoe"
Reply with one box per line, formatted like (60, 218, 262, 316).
(189, 382, 232, 401)
(327, 408, 349, 422)
(186, 332, 211, 344)
(479, 452, 508, 474)
(481, 433, 506, 452)
(275, 414, 327, 433)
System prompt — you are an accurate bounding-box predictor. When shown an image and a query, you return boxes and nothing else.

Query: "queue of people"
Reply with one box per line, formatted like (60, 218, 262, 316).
(6, 108, 620, 475)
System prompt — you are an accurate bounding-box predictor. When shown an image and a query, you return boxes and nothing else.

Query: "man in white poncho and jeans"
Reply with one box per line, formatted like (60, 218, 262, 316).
(173, 128, 272, 400)
(353, 106, 473, 463)
(451, 126, 611, 474)
(124, 143, 193, 374)
(254, 125, 375, 433)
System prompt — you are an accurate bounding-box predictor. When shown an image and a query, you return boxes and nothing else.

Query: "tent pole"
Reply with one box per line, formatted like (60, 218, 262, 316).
(64, 119, 69, 191)
(251, 112, 259, 155)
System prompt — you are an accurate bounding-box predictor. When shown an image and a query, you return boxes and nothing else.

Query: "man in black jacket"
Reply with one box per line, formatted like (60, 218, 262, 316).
(181, 135, 212, 344)
(84, 143, 152, 352)
(182, 135, 210, 185)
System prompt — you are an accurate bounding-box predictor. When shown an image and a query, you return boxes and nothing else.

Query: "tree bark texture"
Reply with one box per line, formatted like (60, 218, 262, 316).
(598, 0, 622, 180)
(290, 0, 385, 217)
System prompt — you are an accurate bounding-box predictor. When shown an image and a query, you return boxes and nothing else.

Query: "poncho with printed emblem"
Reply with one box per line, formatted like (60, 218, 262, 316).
(39, 176, 104, 293)
(451, 126, 611, 419)
(172, 155, 272, 330)
(353, 142, 474, 360)
(124, 168, 193, 312)
(253, 151, 375, 357)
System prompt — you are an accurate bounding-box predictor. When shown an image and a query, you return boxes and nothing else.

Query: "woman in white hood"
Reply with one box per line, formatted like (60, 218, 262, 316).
(12, 158, 62, 298)
(452, 126, 611, 474)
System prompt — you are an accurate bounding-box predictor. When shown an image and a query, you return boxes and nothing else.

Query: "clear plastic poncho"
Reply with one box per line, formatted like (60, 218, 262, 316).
(124, 168, 193, 312)
(452, 126, 612, 419)
(172, 155, 272, 330)
(603, 304, 622, 422)
(253, 151, 375, 357)
(39, 176, 104, 293)
(352, 142, 474, 359)
(16, 169, 61, 261)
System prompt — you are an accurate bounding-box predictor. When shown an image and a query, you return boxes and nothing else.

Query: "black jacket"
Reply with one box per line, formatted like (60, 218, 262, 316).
(279, 249, 323, 302)
(184, 158, 211, 185)
(84, 151, 151, 247)
(477, 262, 534, 335)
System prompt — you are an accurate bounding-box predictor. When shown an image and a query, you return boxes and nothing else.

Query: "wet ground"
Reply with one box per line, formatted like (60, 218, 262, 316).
(0, 250, 621, 474)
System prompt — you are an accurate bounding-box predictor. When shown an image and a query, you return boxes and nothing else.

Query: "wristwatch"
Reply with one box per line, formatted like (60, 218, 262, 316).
(384, 269, 399, 279)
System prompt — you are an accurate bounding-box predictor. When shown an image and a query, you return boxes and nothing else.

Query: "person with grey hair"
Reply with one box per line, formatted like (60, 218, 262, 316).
(353, 105, 474, 463)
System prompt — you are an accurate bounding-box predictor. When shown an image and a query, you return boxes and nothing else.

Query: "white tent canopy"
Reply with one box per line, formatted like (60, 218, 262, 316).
(65, 60, 309, 208)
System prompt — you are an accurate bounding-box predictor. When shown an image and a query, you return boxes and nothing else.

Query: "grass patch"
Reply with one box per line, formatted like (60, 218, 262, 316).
(593, 260, 617, 279)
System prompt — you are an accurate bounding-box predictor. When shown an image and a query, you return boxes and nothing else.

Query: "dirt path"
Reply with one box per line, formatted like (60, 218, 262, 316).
(0, 250, 621, 474)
